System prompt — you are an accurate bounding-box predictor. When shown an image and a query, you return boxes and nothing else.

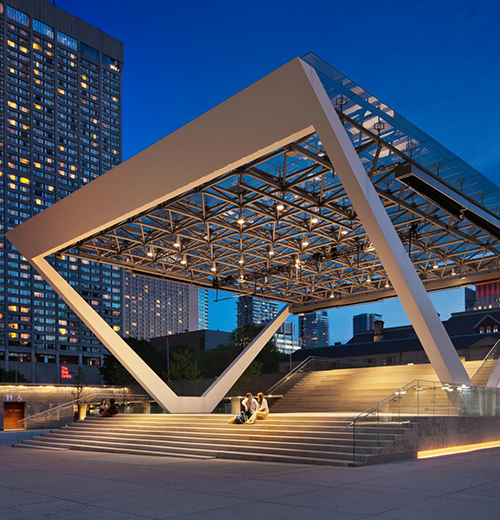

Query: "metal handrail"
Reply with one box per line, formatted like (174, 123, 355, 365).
(342, 378, 447, 431)
(16, 392, 150, 427)
(267, 356, 370, 394)
(470, 339, 500, 381)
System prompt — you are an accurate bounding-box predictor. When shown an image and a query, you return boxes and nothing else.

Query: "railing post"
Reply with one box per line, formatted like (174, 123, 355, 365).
(417, 381, 420, 416)
(433, 382, 436, 416)
(352, 419, 356, 464)
(376, 408, 380, 446)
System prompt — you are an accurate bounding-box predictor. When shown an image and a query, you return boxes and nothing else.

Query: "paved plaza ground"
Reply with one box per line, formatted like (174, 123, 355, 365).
(1, 442, 500, 519)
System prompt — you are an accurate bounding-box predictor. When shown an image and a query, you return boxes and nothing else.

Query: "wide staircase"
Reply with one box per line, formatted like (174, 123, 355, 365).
(16, 413, 411, 466)
(271, 361, 485, 413)
(14, 360, 498, 466)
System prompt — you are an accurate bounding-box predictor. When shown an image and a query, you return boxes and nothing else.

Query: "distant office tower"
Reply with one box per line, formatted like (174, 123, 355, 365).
(353, 313, 383, 335)
(122, 271, 201, 340)
(468, 282, 500, 311)
(465, 287, 476, 312)
(237, 296, 278, 327)
(274, 321, 300, 355)
(299, 311, 329, 349)
(0, 1, 123, 384)
(198, 288, 209, 330)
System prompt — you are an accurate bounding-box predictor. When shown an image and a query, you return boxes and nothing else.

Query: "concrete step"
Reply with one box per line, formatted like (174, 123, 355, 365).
(54, 427, 389, 447)
(43, 431, 380, 455)
(17, 438, 359, 466)
(20, 436, 372, 463)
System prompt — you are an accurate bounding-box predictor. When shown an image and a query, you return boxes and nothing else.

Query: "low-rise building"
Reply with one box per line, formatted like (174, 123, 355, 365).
(282, 309, 500, 372)
(151, 330, 231, 352)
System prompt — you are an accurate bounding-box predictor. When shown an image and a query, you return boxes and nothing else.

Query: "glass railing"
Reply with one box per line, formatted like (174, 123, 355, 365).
(267, 356, 370, 397)
(15, 393, 158, 430)
(346, 379, 500, 463)
(470, 339, 500, 386)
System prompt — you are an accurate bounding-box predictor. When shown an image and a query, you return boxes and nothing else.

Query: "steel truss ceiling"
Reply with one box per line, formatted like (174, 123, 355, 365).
(55, 55, 500, 311)
(57, 123, 500, 308)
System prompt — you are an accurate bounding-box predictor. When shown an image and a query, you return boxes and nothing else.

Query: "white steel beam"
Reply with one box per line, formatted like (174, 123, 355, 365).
(6, 56, 471, 404)
(299, 61, 471, 385)
(30, 257, 289, 413)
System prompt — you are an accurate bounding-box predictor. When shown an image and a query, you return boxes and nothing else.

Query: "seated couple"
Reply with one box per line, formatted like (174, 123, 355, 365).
(229, 392, 269, 424)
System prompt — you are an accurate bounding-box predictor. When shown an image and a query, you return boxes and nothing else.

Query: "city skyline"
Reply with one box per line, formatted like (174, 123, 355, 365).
(49, 0, 500, 343)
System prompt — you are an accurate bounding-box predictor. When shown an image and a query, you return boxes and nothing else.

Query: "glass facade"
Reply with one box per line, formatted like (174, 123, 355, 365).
(198, 288, 209, 330)
(299, 311, 329, 349)
(237, 296, 278, 328)
(353, 313, 383, 335)
(0, 1, 123, 383)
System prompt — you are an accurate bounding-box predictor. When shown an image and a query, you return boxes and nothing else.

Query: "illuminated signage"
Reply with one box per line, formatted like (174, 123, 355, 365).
(61, 365, 72, 379)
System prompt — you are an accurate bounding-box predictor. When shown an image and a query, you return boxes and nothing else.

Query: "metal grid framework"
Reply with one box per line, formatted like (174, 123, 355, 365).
(56, 55, 500, 309)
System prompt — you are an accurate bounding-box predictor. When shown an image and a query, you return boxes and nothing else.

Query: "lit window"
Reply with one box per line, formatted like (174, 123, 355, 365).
(57, 31, 77, 50)
(7, 6, 29, 26)
(33, 18, 54, 39)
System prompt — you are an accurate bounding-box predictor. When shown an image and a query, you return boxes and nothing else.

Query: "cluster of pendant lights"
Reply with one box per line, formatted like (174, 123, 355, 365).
(144, 201, 450, 296)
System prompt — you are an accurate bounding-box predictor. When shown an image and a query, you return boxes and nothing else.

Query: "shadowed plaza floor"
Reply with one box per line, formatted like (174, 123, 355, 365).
(1, 444, 500, 519)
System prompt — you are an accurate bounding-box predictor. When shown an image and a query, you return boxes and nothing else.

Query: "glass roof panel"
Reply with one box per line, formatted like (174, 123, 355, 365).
(302, 53, 500, 214)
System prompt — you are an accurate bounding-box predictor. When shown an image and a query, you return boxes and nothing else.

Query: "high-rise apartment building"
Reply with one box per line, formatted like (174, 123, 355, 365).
(0, 0, 123, 384)
(353, 313, 383, 335)
(299, 311, 329, 349)
(237, 296, 278, 327)
(274, 321, 300, 355)
(122, 271, 202, 340)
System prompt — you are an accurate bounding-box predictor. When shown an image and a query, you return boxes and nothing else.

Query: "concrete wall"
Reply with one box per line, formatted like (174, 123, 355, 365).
(168, 372, 283, 397)
(369, 415, 500, 465)
(1, 361, 103, 385)
(0, 384, 127, 430)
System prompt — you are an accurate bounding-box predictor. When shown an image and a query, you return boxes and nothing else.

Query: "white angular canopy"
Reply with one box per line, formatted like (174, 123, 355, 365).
(9, 55, 499, 411)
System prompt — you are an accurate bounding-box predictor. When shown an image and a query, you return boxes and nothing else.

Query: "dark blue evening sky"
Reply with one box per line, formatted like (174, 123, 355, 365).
(55, 0, 500, 341)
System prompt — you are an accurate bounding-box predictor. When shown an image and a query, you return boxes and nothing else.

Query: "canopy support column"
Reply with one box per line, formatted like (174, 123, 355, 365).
(301, 60, 471, 385)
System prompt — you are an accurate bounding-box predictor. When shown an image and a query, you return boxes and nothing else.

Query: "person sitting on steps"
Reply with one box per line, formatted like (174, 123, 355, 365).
(241, 392, 258, 422)
(228, 392, 258, 424)
(247, 392, 269, 424)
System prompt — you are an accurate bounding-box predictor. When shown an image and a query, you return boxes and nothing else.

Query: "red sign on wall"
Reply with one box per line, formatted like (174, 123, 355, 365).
(61, 365, 72, 379)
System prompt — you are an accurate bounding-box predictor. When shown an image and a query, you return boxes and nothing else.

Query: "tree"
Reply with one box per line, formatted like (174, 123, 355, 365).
(99, 337, 166, 386)
(99, 353, 135, 386)
(0, 368, 28, 383)
(168, 348, 202, 395)
(197, 323, 284, 382)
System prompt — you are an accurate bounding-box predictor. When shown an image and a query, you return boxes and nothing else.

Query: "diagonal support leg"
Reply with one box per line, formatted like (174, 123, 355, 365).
(29, 257, 290, 412)
(300, 61, 471, 385)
